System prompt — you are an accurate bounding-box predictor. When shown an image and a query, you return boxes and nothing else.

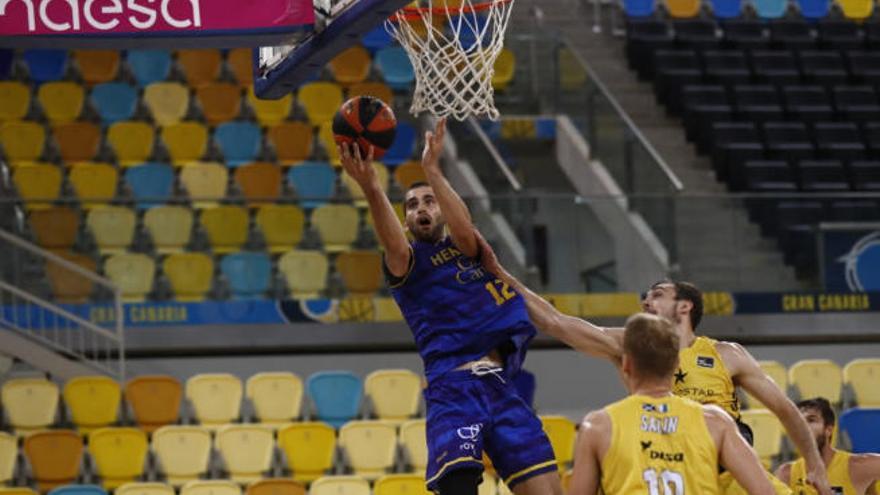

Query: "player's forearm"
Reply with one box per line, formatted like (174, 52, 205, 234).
(422, 164, 478, 257)
(363, 184, 409, 259)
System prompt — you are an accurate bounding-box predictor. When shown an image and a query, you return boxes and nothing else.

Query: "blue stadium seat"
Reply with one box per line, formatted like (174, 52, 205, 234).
(711, 0, 742, 18)
(48, 486, 108, 495)
(214, 122, 262, 167)
(91, 83, 138, 124)
(383, 122, 417, 166)
(375, 47, 415, 91)
(23, 50, 67, 83)
(124, 163, 175, 210)
(307, 371, 363, 428)
(221, 252, 272, 299)
(753, 0, 787, 18)
(127, 50, 172, 87)
(513, 369, 536, 408)
(839, 408, 880, 453)
(362, 26, 393, 54)
(623, 0, 656, 17)
(798, 0, 831, 19)
(287, 162, 337, 209)
(0, 50, 13, 79)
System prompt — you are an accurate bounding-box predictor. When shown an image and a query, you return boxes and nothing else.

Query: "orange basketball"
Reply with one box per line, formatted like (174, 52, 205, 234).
(332, 95, 397, 160)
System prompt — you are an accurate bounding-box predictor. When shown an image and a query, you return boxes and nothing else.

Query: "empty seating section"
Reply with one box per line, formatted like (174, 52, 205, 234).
(625, 10, 880, 277)
(88, 428, 149, 489)
(152, 426, 212, 486)
(63, 376, 121, 432)
(69, 162, 116, 210)
(23, 430, 82, 492)
(185, 373, 243, 428)
(215, 425, 275, 482)
(277, 422, 336, 483)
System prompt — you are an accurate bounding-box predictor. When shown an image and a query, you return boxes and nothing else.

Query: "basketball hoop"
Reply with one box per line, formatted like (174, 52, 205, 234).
(386, 0, 515, 121)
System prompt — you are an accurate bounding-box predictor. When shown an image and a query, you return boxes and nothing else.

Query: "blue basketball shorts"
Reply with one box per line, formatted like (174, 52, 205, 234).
(423, 368, 557, 491)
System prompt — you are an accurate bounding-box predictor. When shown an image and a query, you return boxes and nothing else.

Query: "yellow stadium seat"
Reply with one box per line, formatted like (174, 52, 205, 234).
(1, 121, 45, 163)
(374, 474, 430, 495)
(336, 250, 383, 296)
(739, 410, 782, 465)
(14, 162, 61, 210)
(125, 375, 182, 433)
(348, 82, 393, 106)
(0, 489, 38, 495)
(152, 425, 212, 487)
(298, 82, 344, 126)
(116, 482, 176, 495)
(245, 371, 303, 425)
(38, 81, 84, 123)
(398, 419, 427, 473)
(69, 162, 117, 209)
(665, 0, 701, 17)
(745, 360, 788, 410)
(365, 369, 421, 422)
(839, 0, 873, 18)
(53, 121, 101, 162)
(177, 49, 222, 88)
(311, 204, 359, 252)
(144, 82, 190, 126)
(196, 82, 242, 125)
(214, 425, 275, 483)
(107, 121, 155, 166)
(492, 49, 516, 91)
(45, 253, 97, 303)
(393, 161, 426, 190)
(104, 253, 156, 302)
(22, 429, 82, 492)
(180, 162, 228, 208)
(255, 205, 305, 254)
(163, 253, 214, 302)
(328, 46, 371, 85)
(161, 122, 208, 165)
(0, 81, 31, 121)
(181, 480, 241, 495)
(309, 476, 369, 495)
(267, 121, 313, 164)
(247, 86, 292, 126)
(185, 373, 243, 428)
(29, 207, 79, 251)
(843, 358, 880, 406)
(541, 415, 576, 470)
(63, 375, 120, 433)
(789, 359, 843, 404)
(246, 479, 305, 495)
(200, 205, 249, 253)
(277, 422, 336, 483)
(227, 48, 254, 87)
(338, 420, 397, 480)
(0, 432, 15, 484)
(74, 50, 120, 85)
(87, 206, 136, 255)
(478, 474, 498, 495)
(235, 162, 282, 206)
(3, 378, 62, 434)
(318, 121, 341, 164)
(145, 206, 194, 254)
(278, 250, 329, 298)
(342, 162, 388, 207)
(89, 427, 148, 489)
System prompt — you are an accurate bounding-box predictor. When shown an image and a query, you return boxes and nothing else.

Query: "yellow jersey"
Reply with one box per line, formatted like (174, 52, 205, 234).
(601, 394, 720, 495)
(673, 336, 741, 420)
(790, 451, 857, 495)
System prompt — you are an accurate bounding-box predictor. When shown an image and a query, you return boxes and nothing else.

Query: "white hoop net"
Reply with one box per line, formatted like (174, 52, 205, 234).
(385, 0, 515, 121)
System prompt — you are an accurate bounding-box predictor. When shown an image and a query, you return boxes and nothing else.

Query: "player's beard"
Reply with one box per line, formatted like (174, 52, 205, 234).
(410, 221, 445, 243)
(816, 432, 827, 451)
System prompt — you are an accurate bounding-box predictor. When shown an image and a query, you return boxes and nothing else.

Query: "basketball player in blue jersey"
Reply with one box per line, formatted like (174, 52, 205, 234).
(338, 118, 562, 495)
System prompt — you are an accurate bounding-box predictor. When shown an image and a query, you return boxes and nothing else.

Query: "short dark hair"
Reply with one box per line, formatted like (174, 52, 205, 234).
(797, 398, 836, 427)
(623, 313, 680, 379)
(407, 181, 430, 192)
(651, 280, 704, 330)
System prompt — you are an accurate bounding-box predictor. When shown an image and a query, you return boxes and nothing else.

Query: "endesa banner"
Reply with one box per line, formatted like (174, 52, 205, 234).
(0, 0, 315, 47)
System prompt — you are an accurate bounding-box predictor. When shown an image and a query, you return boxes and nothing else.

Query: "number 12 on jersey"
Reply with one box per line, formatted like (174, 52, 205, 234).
(485, 279, 515, 306)
(643, 468, 684, 495)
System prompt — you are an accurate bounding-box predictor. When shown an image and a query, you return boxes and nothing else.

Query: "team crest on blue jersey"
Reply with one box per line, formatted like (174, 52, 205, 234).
(696, 356, 715, 368)
(642, 403, 669, 413)
(454, 258, 486, 285)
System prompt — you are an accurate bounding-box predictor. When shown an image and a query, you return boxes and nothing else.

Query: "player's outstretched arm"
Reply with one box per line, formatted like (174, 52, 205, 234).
(420, 118, 479, 258)
(706, 405, 777, 495)
(724, 342, 833, 495)
(570, 410, 608, 495)
(474, 230, 623, 362)
(339, 143, 411, 276)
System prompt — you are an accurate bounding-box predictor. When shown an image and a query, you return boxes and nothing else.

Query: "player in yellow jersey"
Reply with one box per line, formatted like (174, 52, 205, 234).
(775, 398, 880, 495)
(570, 312, 775, 495)
(473, 233, 832, 495)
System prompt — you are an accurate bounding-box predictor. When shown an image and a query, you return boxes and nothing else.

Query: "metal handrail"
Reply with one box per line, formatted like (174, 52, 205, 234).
(466, 116, 523, 192)
(559, 37, 684, 192)
(0, 229, 117, 289)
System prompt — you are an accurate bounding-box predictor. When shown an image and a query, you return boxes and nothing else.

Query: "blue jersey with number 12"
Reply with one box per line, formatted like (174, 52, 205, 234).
(387, 236, 537, 383)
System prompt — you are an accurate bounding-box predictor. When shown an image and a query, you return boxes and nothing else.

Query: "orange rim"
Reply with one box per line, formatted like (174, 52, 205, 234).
(390, 0, 513, 21)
